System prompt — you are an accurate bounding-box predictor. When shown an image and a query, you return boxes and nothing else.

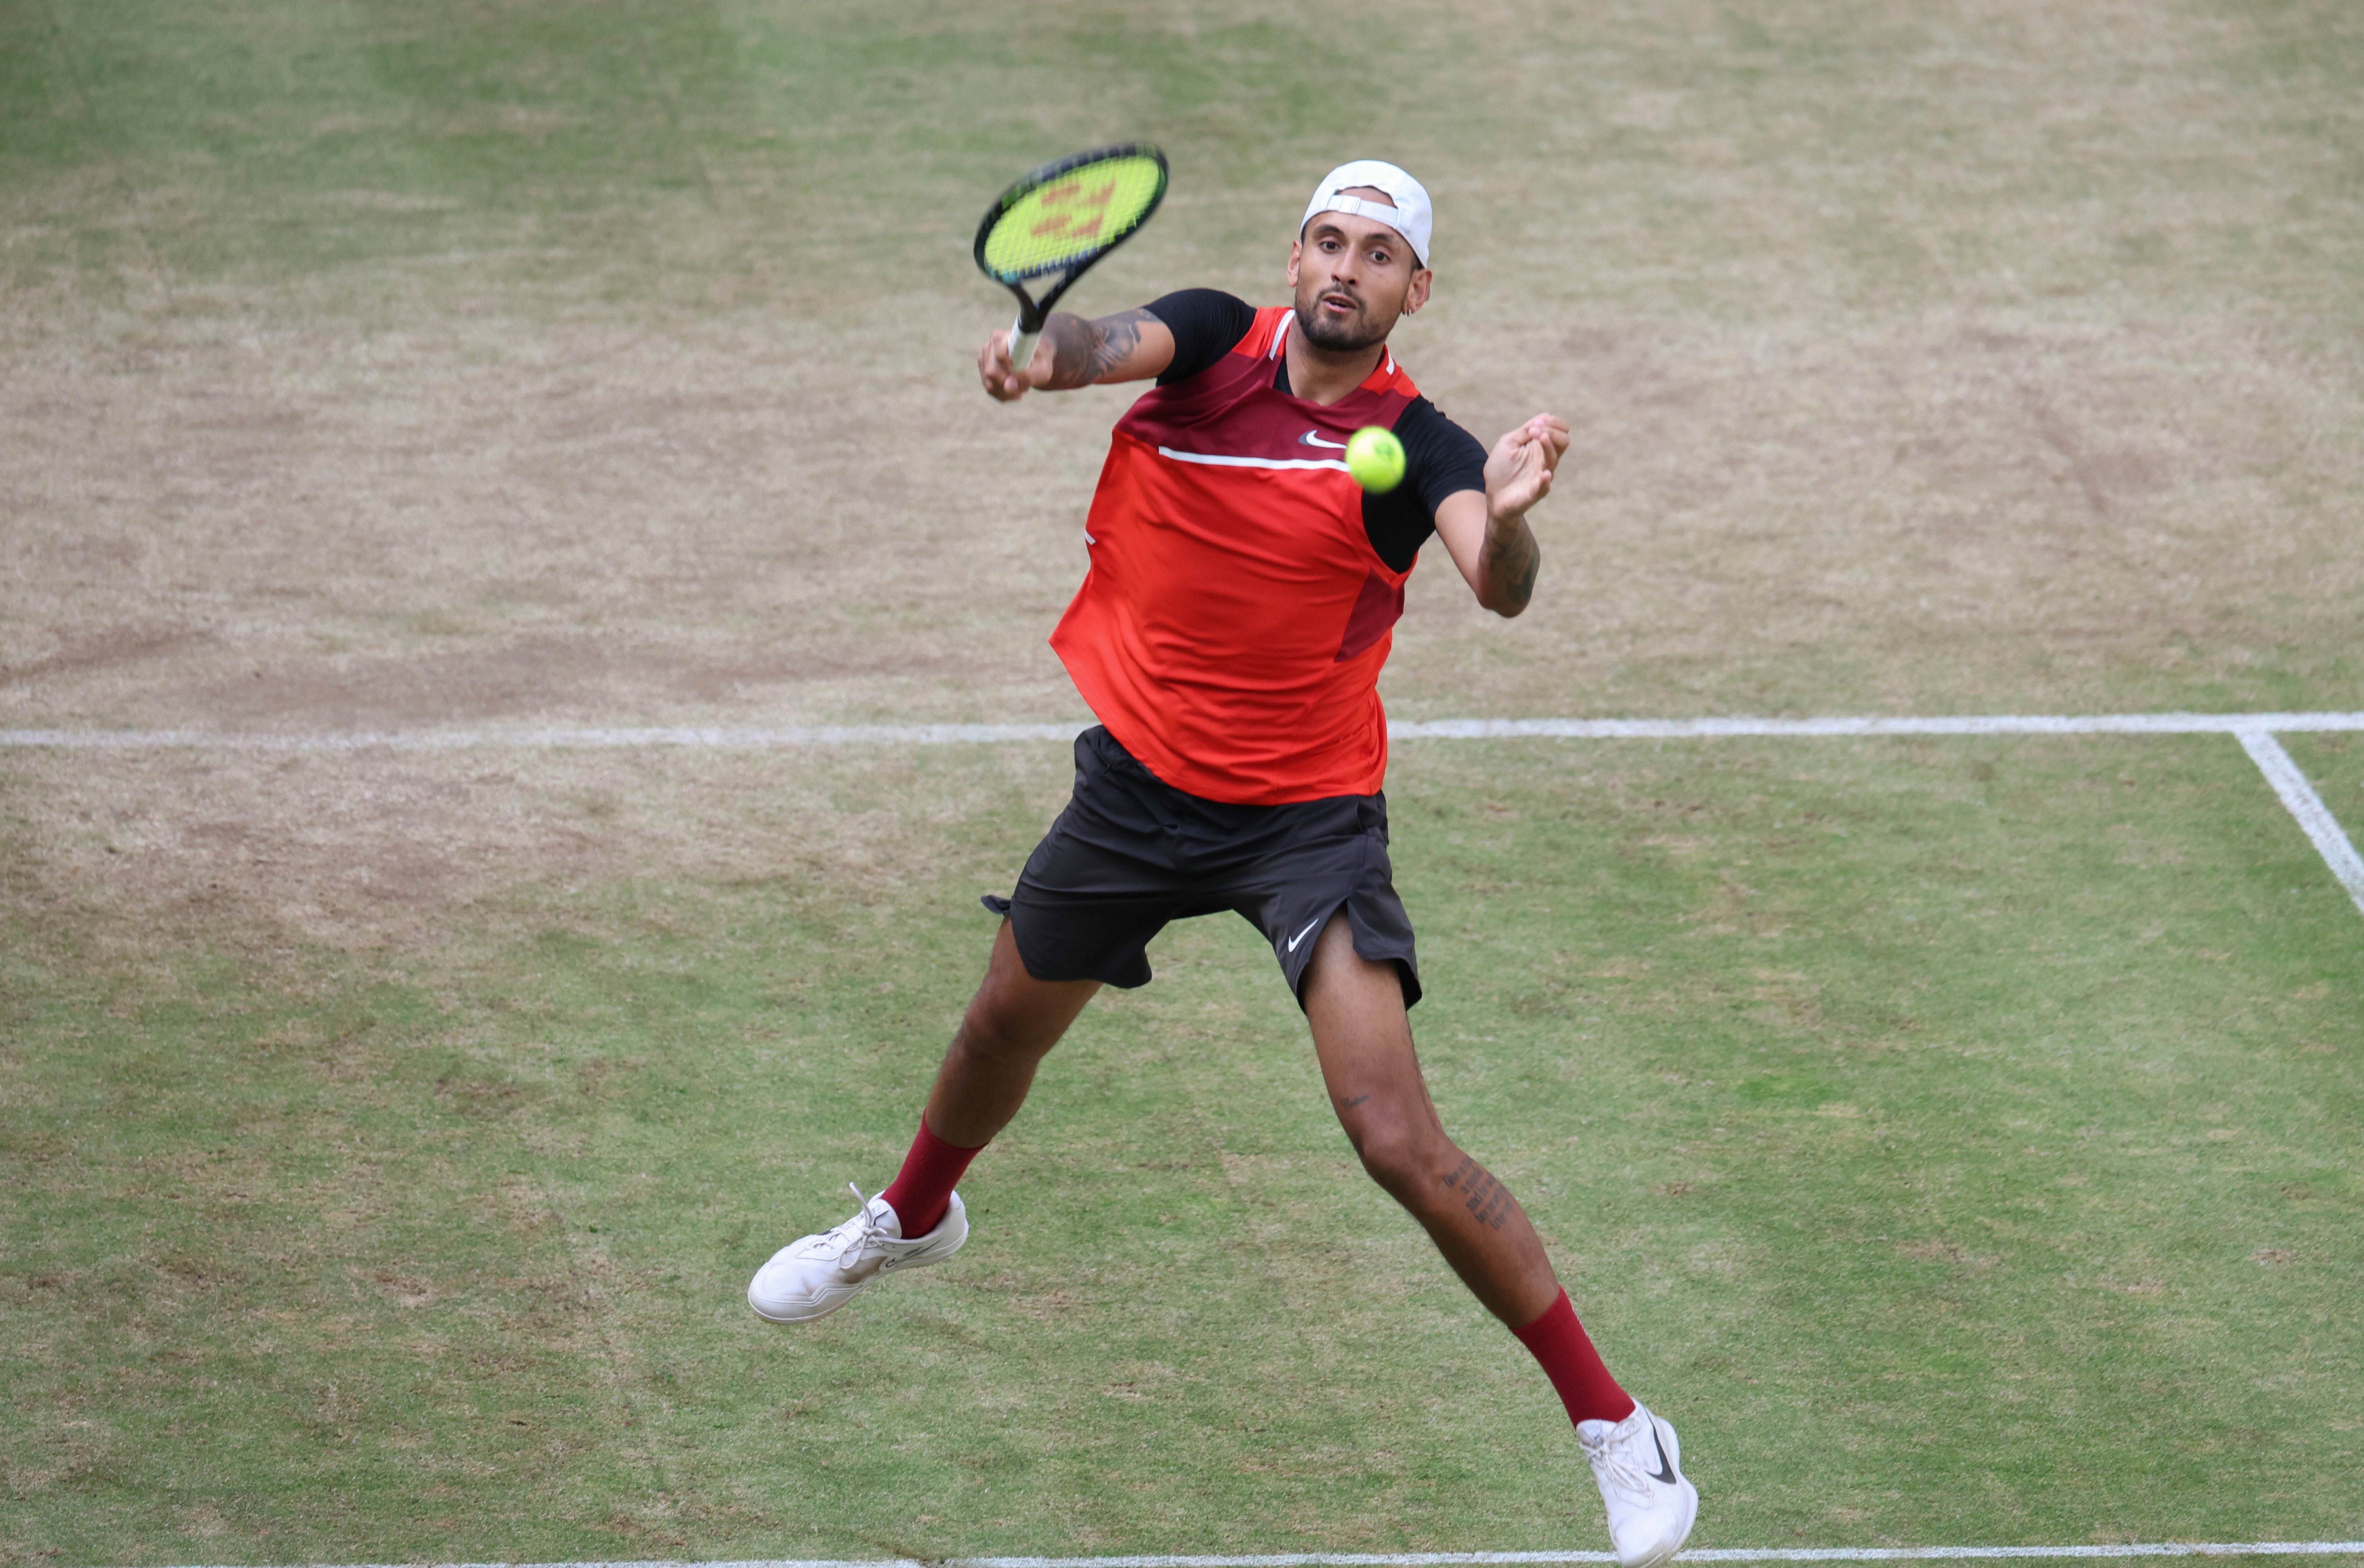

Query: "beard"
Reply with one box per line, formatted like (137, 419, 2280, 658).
(1293, 293, 1392, 353)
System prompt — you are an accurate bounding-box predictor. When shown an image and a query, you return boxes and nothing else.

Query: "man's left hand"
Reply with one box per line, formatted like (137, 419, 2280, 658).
(1483, 414, 1570, 521)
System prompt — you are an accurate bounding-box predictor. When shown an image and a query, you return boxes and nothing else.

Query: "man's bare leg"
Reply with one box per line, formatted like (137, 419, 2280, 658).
(748, 920, 1096, 1323)
(865, 918, 1099, 1235)
(1300, 912, 1695, 1568)
(921, 919, 1101, 1145)
(1300, 912, 1558, 1324)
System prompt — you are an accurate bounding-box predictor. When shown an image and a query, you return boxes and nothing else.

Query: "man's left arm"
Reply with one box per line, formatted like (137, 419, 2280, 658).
(1434, 415, 1570, 617)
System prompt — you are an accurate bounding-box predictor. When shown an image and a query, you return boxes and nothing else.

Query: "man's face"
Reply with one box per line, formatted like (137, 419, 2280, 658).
(1287, 187, 1433, 353)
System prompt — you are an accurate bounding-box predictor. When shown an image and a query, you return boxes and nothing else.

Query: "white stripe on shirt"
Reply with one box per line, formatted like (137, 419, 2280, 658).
(1155, 446, 1351, 473)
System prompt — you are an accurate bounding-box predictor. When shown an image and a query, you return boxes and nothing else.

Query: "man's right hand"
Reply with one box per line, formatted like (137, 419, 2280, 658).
(980, 327, 1049, 402)
(978, 308, 1176, 402)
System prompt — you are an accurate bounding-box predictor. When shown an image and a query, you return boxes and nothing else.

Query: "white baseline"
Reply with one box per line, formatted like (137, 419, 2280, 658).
(129, 1545, 2364, 1568)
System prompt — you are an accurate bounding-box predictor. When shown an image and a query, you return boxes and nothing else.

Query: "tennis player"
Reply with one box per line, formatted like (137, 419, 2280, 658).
(751, 161, 1698, 1567)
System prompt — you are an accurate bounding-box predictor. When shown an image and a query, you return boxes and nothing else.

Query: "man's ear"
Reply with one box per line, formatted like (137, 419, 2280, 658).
(1404, 266, 1433, 315)
(1286, 239, 1303, 289)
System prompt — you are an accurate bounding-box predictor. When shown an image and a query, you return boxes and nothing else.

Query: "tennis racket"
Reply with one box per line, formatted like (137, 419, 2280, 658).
(973, 143, 1169, 378)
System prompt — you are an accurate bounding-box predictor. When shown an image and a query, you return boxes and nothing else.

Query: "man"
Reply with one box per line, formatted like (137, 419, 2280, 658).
(750, 162, 1699, 1568)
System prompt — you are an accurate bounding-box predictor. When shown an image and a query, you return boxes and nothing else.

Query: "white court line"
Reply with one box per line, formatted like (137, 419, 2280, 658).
(964, 1550, 2364, 1566)
(1394, 714, 2364, 739)
(9, 713, 2364, 750)
(135, 1546, 2364, 1568)
(2237, 730, 2364, 916)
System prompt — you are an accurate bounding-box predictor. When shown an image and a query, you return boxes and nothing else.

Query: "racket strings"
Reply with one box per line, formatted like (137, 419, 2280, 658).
(978, 153, 1165, 282)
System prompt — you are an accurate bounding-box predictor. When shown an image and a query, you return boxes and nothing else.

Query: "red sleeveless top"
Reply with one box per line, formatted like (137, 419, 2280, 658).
(1049, 307, 1422, 805)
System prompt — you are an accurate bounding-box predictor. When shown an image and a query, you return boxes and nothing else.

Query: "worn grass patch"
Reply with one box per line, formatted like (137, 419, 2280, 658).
(3, 740, 2359, 1562)
(5, 0, 2363, 729)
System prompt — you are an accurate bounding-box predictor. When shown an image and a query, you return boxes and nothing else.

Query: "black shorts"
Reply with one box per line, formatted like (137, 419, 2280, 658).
(983, 726, 1420, 1008)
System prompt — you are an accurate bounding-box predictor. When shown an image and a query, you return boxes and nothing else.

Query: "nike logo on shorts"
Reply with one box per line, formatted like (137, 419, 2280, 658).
(1298, 430, 1347, 449)
(1285, 916, 1323, 952)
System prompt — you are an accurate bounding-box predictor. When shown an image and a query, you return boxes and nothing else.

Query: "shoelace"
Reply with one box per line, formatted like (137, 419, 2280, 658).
(1581, 1421, 1660, 1501)
(826, 1182, 893, 1266)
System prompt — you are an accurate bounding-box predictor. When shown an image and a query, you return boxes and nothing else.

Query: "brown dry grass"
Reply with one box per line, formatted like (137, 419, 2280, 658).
(0, 740, 1075, 951)
(8, 302, 2356, 749)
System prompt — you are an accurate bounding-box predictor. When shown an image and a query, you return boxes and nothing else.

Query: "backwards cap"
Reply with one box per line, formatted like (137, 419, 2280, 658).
(1299, 160, 1433, 266)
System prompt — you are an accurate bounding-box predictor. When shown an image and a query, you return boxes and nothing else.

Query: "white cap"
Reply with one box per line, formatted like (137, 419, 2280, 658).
(1299, 160, 1433, 266)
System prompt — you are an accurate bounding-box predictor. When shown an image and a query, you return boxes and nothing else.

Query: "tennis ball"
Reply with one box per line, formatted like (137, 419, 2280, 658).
(1345, 426, 1406, 493)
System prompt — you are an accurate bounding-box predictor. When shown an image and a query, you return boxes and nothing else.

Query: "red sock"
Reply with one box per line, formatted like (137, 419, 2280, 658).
(877, 1118, 983, 1239)
(1511, 1289, 1637, 1427)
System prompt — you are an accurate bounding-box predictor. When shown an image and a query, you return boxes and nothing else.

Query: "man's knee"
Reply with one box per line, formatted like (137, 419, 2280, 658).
(1343, 1108, 1450, 1196)
(958, 932, 1091, 1064)
(958, 988, 1059, 1065)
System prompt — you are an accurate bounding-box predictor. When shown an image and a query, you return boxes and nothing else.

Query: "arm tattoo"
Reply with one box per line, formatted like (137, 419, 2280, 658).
(1480, 517, 1541, 613)
(1441, 1153, 1516, 1230)
(1040, 307, 1155, 390)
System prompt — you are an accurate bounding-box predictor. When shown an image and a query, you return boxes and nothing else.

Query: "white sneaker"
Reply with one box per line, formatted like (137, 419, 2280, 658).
(1578, 1401, 1699, 1568)
(747, 1184, 969, 1323)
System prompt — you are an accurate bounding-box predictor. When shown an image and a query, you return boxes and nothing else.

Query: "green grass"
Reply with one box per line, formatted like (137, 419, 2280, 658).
(4, 740, 2359, 1562)
(10, 0, 2364, 320)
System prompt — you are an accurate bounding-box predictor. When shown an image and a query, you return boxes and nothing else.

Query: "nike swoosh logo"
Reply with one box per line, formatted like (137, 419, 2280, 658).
(1285, 917, 1323, 952)
(1644, 1424, 1678, 1485)
(1299, 430, 1347, 449)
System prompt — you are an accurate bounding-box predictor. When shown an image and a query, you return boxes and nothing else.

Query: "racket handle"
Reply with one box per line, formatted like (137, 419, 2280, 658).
(1007, 313, 1041, 378)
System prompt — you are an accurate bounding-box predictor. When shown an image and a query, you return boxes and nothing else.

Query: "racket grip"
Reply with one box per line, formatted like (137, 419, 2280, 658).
(1007, 313, 1041, 378)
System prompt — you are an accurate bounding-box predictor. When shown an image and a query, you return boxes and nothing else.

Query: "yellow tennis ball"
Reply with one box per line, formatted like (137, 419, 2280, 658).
(1345, 426, 1406, 493)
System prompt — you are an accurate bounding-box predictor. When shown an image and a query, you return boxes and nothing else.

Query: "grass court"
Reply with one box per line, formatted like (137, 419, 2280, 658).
(3, 1, 2361, 1564)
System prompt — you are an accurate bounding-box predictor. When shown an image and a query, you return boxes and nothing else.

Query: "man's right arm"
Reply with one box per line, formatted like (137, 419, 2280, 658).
(980, 308, 1175, 402)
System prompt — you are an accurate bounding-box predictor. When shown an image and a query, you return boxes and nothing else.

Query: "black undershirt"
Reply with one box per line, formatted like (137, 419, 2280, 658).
(1141, 289, 1487, 574)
